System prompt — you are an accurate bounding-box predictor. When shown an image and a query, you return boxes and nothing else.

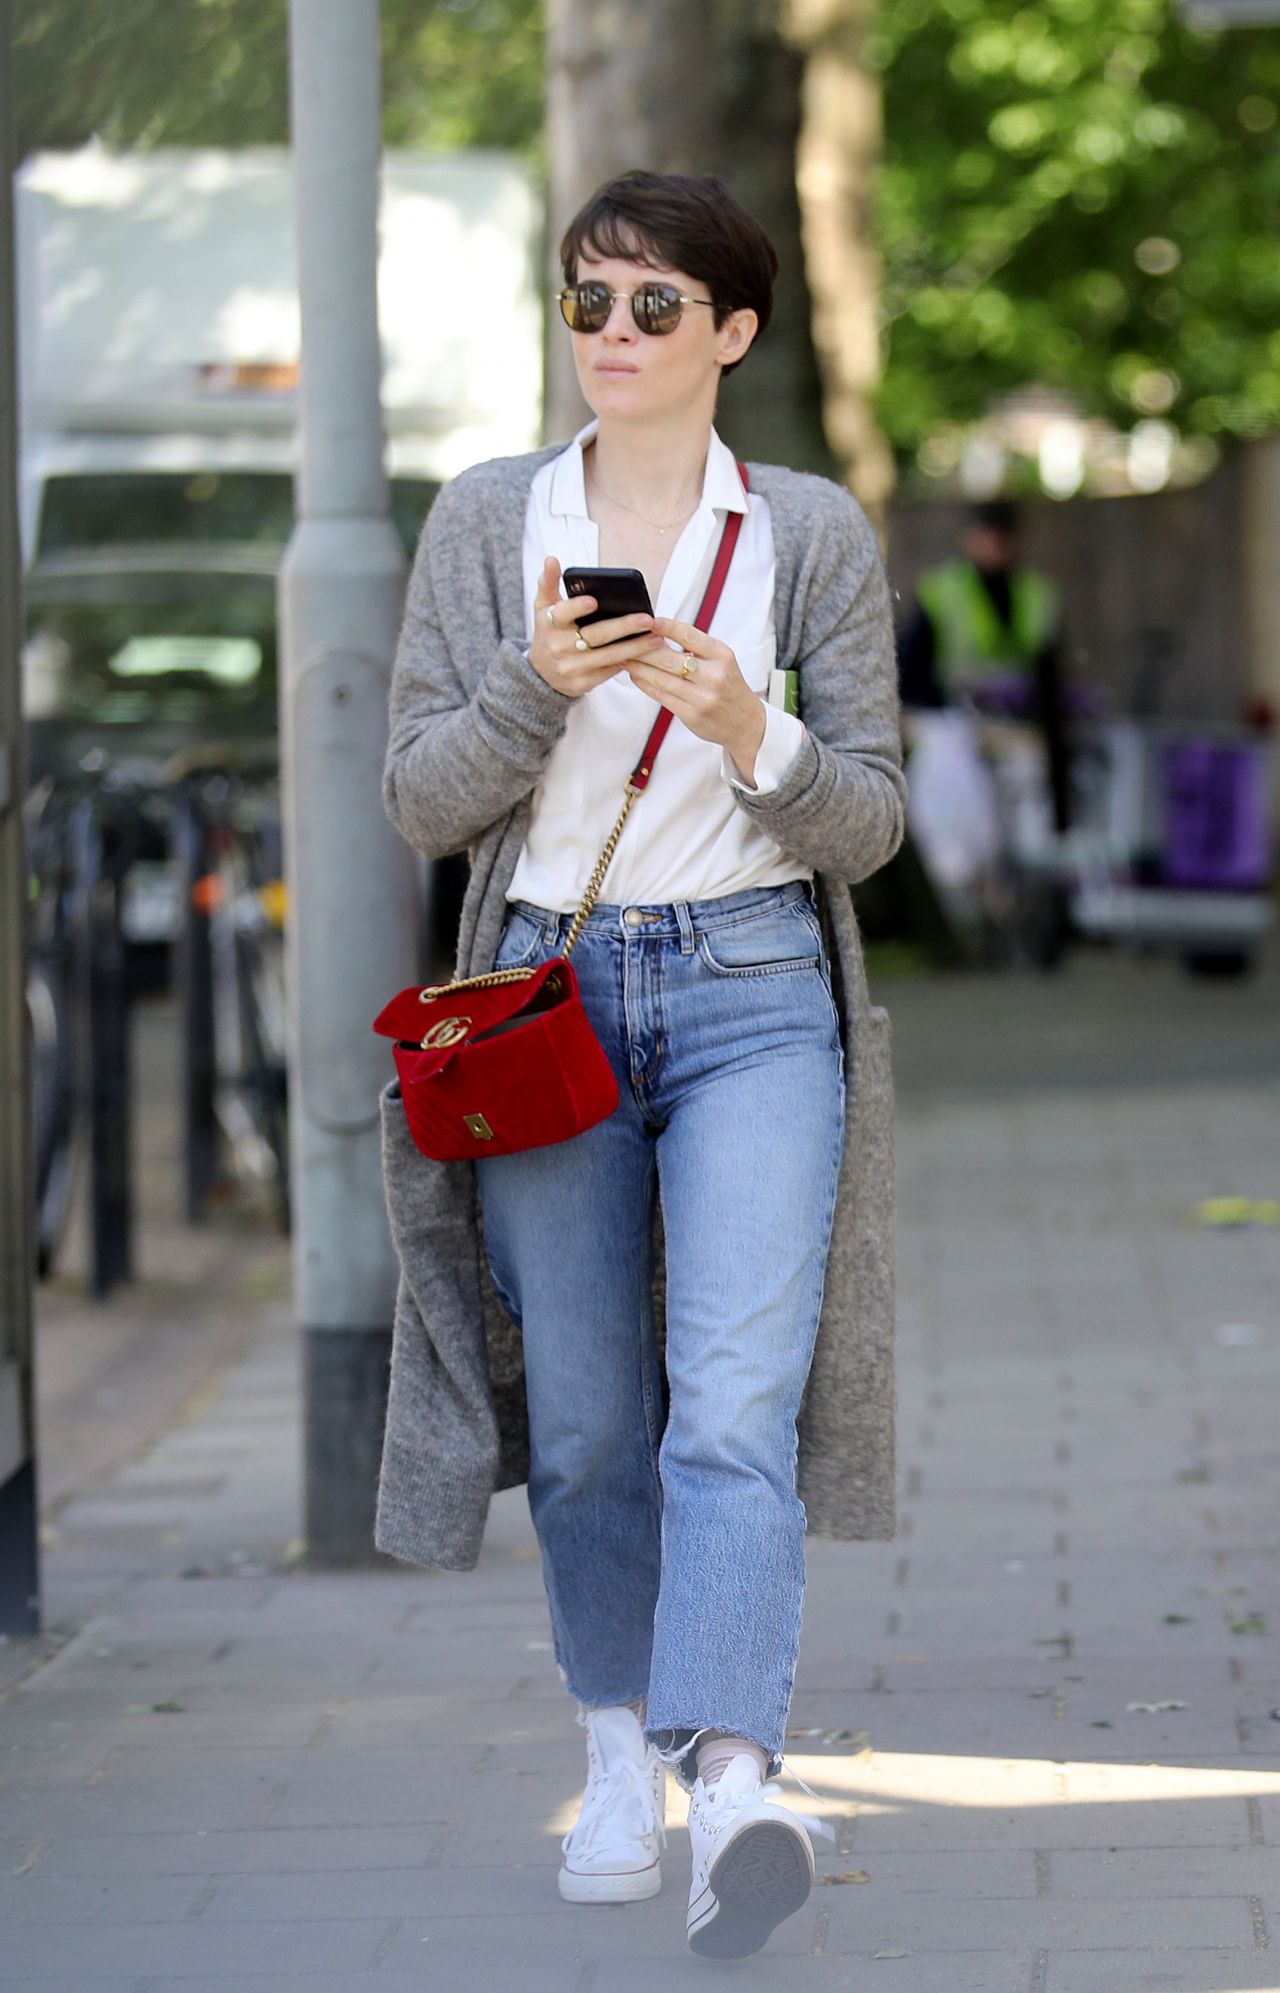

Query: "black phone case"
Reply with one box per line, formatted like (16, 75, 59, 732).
(562, 566, 654, 628)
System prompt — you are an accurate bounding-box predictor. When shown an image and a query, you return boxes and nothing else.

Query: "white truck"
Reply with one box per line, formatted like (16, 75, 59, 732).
(16, 144, 542, 577)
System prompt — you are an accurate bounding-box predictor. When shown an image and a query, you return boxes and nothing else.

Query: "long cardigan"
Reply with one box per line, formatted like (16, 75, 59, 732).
(375, 444, 907, 1571)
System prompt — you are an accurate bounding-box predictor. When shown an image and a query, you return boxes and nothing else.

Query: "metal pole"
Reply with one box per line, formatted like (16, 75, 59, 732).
(281, 0, 419, 1563)
(0, 0, 41, 1635)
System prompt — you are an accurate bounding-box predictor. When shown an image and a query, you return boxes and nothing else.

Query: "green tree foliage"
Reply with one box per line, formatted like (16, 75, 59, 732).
(873, 0, 1280, 464)
(13, 0, 542, 159)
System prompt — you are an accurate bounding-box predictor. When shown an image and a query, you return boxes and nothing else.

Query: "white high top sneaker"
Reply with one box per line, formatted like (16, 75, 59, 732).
(686, 1753, 816, 1957)
(558, 1706, 667, 1904)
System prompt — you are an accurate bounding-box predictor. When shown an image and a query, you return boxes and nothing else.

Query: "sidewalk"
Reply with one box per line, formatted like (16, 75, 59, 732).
(2, 951, 1279, 1992)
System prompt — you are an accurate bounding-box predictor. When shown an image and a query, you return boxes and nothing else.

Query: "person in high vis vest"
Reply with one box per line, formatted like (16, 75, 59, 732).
(898, 499, 1070, 832)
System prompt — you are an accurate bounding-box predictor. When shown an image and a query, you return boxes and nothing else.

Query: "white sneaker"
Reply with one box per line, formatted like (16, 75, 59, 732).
(686, 1753, 815, 1957)
(558, 1706, 667, 1904)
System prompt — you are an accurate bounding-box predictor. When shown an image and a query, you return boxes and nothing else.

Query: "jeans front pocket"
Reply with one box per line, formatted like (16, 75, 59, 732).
(495, 907, 553, 972)
(697, 901, 822, 979)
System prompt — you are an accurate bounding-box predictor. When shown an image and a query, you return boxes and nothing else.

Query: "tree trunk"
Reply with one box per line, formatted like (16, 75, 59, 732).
(543, 0, 868, 492)
(783, 0, 895, 517)
(715, 0, 834, 477)
(544, 0, 718, 441)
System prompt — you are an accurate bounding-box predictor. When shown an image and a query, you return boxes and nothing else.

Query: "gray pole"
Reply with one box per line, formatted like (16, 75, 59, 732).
(281, 0, 419, 1563)
(0, 0, 40, 1635)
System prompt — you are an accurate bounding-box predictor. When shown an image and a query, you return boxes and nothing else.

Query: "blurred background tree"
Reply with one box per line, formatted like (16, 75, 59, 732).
(874, 0, 1280, 480)
(12, 0, 543, 157)
(542, 0, 837, 476)
(541, 0, 719, 440)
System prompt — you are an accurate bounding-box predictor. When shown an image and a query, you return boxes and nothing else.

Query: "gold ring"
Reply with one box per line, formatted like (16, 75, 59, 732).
(574, 635, 590, 652)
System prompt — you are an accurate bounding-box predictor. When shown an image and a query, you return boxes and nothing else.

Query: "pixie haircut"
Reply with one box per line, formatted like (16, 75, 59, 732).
(559, 170, 778, 373)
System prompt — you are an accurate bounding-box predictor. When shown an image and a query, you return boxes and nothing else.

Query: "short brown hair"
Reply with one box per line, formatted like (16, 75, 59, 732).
(559, 170, 777, 374)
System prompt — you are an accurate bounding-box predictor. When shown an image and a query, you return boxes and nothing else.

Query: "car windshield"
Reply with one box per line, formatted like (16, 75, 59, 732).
(35, 470, 436, 555)
(24, 470, 437, 751)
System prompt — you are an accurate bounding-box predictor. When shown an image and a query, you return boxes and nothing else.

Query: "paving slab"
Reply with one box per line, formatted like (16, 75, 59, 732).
(1043, 1953, 1279, 1993)
(818, 1887, 1255, 1952)
(0, 1919, 389, 1978)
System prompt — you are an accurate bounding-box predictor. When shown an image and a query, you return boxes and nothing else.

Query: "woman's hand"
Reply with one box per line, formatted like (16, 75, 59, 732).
(529, 557, 656, 700)
(625, 617, 768, 788)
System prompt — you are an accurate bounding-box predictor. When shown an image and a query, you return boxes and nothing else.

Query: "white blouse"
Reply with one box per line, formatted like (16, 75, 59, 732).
(508, 421, 810, 912)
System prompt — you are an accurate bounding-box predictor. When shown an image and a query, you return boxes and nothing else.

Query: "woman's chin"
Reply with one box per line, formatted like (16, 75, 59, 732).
(582, 380, 673, 426)
(584, 373, 643, 408)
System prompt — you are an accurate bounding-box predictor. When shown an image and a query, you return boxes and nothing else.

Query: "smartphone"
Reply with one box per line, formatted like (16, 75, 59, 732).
(562, 566, 654, 629)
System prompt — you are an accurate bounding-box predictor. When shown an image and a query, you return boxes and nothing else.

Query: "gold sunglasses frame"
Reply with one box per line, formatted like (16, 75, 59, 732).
(556, 283, 719, 336)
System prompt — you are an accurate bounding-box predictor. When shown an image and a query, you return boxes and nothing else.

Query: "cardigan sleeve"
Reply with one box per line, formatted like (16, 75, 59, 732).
(731, 487, 907, 885)
(382, 480, 573, 859)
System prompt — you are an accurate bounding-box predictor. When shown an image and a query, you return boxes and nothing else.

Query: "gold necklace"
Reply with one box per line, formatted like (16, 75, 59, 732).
(586, 463, 699, 537)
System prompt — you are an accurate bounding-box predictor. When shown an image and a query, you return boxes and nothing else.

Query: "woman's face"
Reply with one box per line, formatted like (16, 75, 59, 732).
(568, 248, 758, 427)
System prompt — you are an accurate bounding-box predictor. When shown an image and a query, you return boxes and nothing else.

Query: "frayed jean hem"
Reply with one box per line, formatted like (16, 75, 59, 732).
(647, 1724, 783, 1793)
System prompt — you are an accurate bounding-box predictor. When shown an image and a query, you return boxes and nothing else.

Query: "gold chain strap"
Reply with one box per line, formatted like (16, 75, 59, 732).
(561, 786, 637, 957)
(418, 782, 638, 1004)
(417, 964, 537, 1001)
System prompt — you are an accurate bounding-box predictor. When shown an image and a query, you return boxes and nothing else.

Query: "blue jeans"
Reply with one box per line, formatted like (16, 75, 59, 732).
(476, 882, 845, 1785)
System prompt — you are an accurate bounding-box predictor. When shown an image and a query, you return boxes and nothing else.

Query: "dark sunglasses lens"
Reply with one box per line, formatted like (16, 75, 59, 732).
(635, 284, 683, 335)
(562, 283, 611, 332)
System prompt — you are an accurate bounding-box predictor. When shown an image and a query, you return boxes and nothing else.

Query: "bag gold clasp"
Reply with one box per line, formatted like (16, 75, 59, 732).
(421, 1015, 471, 1050)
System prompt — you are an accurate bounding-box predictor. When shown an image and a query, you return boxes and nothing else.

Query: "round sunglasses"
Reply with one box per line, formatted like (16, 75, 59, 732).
(557, 281, 719, 338)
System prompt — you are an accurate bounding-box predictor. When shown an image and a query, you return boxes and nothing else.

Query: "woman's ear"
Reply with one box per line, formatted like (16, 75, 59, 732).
(717, 307, 759, 369)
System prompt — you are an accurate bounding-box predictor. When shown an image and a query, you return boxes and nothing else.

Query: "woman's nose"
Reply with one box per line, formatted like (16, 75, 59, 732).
(602, 295, 637, 339)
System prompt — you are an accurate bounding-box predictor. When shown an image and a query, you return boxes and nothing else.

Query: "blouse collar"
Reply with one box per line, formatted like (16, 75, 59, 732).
(549, 418, 749, 521)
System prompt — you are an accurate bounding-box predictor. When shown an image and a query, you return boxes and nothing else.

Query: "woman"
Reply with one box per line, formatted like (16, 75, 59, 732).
(376, 170, 905, 1959)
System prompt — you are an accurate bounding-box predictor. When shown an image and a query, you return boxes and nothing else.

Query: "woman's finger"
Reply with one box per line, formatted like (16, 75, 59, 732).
(567, 610, 653, 646)
(549, 595, 598, 628)
(628, 638, 695, 674)
(648, 617, 725, 660)
(532, 555, 562, 613)
(626, 661, 696, 707)
(571, 622, 662, 666)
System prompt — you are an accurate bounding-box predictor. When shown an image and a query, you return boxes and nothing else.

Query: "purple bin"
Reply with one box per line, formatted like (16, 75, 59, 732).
(1161, 741, 1272, 891)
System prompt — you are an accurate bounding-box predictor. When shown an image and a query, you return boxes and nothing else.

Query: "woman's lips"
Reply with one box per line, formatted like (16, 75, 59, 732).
(595, 362, 639, 375)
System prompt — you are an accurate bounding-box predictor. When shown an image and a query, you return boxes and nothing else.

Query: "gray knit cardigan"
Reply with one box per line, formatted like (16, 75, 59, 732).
(375, 444, 906, 1571)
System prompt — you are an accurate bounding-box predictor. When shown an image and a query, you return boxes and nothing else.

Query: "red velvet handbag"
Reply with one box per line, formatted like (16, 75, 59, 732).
(373, 477, 748, 1163)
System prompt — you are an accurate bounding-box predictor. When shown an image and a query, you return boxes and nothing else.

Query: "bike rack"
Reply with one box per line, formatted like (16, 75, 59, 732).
(171, 785, 221, 1226)
(69, 796, 133, 1300)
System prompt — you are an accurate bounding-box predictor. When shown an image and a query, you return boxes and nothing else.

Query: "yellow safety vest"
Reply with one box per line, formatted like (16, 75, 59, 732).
(916, 558, 1060, 691)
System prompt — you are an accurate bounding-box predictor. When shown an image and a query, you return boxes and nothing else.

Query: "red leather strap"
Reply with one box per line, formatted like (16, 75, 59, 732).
(628, 461, 750, 794)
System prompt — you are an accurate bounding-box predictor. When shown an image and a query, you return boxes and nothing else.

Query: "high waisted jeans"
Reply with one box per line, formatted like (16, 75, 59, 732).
(475, 881, 845, 1784)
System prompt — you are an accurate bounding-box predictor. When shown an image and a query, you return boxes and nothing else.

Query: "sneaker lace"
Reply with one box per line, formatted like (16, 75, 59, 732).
(760, 1777, 833, 1845)
(700, 1766, 834, 1847)
(564, 1757, 667, 1862)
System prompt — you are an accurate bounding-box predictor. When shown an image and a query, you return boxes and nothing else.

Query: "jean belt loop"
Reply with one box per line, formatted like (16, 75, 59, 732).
(674, 901, 696, 956)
